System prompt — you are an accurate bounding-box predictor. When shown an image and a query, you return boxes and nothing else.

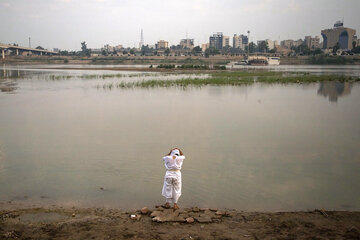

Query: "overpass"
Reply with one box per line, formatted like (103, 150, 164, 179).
(0, 43, 58, 59)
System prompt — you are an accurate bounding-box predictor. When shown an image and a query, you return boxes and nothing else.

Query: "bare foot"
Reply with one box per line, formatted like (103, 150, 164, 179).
(173, 203, 179, 210)
(162, 202, 171, 209)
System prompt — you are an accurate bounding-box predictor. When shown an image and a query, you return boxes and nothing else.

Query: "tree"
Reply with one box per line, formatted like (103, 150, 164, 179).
(81, 41, 91, 56)
(204, 47, 219, 57)
(59, 50, 69, 56)
(333, 42, 340, 54)
(129, 49, 135, 55)
(192, 46, 202, 55)
(164, 48, 170, 56)
(258, 41, 269, 53)
(141, 45, 153, 56)
(268, 47, 277, 54)
(352, 41, 357, 49)
(248, 42, 257, 53)
(352, 46, 360, 54)
(291, 43, 310, 55)
(311, 48, 323, 55)
(101, 50, 108, 56)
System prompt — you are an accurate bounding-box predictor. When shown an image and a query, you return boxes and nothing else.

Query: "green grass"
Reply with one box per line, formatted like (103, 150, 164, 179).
(99, 72, 360, 89)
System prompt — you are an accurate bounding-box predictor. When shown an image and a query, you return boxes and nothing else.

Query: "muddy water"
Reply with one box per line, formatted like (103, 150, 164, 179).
(0, 65, 359, 211)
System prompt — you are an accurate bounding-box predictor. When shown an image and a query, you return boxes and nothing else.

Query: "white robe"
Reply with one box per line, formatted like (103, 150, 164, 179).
(162, 155, 185, 203)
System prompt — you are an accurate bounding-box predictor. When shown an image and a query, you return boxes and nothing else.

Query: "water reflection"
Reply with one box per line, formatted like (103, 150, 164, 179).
(317, 82, 352, 102)
(0, 67, 19, 93)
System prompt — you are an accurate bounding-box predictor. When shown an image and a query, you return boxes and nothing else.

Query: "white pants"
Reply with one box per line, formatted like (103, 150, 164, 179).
(162, 171, 182, 203)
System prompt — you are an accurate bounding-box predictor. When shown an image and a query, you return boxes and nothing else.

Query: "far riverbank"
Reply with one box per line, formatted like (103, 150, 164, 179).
(1, 54, 360, 66)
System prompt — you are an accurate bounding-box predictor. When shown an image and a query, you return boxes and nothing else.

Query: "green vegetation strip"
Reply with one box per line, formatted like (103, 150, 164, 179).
(99, 72, 360, 89)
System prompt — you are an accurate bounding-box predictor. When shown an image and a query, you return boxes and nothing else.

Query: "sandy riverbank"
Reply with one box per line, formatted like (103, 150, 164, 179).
(1, 203, 359, 240)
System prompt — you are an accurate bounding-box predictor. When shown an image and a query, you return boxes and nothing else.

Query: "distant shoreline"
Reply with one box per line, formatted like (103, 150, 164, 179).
(1, 54, 360, 66)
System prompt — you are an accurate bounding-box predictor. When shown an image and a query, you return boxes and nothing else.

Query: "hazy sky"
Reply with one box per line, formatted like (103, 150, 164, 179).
(1, 0, 359, 50)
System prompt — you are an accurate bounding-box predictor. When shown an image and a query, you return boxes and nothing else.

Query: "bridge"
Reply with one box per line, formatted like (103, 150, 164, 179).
(0, 43, 58, 59)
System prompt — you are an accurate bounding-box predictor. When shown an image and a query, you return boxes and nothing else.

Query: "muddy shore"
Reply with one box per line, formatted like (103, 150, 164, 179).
(1, 203, 359, 240)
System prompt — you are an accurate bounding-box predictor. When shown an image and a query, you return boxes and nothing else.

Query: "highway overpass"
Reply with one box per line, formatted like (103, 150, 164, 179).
(0, 43, 58, 59)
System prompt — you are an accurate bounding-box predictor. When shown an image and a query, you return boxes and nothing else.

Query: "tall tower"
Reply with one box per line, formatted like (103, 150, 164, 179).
(29, 37, 31, 48)
(247, 30, 250, 57)
(139, 29, 144, 49)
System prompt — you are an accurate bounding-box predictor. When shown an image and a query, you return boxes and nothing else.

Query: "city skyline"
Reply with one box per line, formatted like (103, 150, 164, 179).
(0, 0, 359, 50)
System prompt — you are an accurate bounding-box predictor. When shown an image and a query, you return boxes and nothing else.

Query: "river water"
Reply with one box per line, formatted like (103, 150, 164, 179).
(0, 64, 359, 211)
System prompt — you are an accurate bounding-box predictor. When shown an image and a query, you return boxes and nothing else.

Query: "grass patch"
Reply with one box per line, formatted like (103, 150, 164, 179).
(100, 71, 360, 89)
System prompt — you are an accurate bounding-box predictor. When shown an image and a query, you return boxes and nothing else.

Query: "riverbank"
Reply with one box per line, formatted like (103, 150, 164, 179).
(1, 205, 359, 240)
(1, 54, 360, 65)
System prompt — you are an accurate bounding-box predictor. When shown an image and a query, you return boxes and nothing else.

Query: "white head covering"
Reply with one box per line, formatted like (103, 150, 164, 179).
(170, 149, 180, 156)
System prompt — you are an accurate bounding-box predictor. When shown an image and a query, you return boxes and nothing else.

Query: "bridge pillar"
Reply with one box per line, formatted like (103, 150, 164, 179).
(16, 49, 19, 55)
(1, 49, 4, 59)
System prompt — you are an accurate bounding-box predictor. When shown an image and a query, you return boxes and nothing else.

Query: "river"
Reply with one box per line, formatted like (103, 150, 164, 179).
(0, 64, 359, 211)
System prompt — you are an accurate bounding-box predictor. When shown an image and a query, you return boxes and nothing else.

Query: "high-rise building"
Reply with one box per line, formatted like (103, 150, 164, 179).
(257, 39, 275, 50)
(156, 40, 168, 49)
(293, 39, 304, 47)
(201, 43, 210, 52)
(321, 21, 356, 49)
(266, 39, 275, 50)
(222, 36, 230, 48)
(209, 32, 223, 50)
(281, 39, 294, 49)
(180, 39, 194, 49)
(305, 36, 321, 49)
(139, 29, 144, 49)
(233, 34, 248, 50)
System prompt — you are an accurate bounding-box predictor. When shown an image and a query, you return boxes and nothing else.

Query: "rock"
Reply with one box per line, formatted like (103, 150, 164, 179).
(200, 208, 209, 211)
(192, 207, 200, 212)
(178, 209, 188, 214)
(141, 207, 150, 215)
(151, 209, 185, 222)
(210, 208, 218, 212)
(130, 214, 137, 220)
(150, 211, 162, 217)
(215, 211, 225, 216)
(136, 215, 141, 221)
(194, 216, 212, 223)
(100, 187, 104, 190)
(72, 213, 76, 217)
(188, 212, 200, 218)
(186, 217, 195, 223)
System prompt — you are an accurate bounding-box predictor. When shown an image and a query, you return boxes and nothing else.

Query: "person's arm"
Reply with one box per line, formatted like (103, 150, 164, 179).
(175, 155, 185, 168)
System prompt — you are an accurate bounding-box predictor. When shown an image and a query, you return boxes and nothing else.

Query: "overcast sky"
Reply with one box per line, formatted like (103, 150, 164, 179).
(1, 0, 359, 50)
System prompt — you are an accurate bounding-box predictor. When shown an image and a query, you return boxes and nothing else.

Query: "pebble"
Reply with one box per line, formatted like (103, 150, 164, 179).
(72, 213, 76, 217)
(215, 211, 225, 216)
(186, 217, 195, 223)
(141, 207, 150, 215)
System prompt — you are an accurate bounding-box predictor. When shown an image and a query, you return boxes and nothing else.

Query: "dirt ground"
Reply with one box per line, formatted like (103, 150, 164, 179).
(1, 204, 359, 240)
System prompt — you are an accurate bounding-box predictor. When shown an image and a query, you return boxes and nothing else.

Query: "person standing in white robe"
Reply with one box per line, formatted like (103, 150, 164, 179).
(162, 148, 185, 210)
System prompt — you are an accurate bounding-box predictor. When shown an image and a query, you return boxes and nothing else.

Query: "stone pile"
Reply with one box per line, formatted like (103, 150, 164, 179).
(149, 207, 231, 223)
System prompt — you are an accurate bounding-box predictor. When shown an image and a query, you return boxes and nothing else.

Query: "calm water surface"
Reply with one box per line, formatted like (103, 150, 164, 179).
(0, 65, 359, 211)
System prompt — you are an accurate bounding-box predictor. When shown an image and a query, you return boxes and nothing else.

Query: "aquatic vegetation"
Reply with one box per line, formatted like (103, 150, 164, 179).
(98, 71, 360, 90)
